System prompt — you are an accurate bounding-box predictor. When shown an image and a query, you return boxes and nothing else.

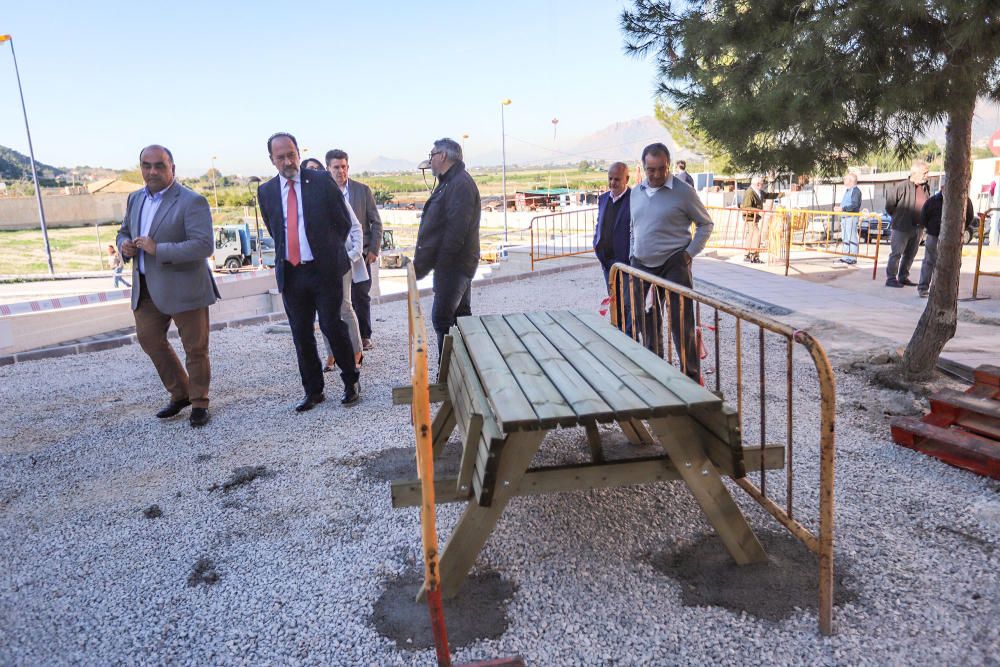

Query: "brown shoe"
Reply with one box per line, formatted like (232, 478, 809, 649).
(362, 338, 374, 351)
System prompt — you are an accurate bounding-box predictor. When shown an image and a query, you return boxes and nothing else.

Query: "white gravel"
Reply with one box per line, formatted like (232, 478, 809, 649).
(1, 264, 998, 666)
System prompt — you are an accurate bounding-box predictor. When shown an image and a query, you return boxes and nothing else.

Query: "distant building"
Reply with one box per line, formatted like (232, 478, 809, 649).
(86, 178, 142, 194)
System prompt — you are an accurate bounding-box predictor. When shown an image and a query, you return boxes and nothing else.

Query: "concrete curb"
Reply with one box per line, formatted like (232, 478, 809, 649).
(0, 260, 593, 367)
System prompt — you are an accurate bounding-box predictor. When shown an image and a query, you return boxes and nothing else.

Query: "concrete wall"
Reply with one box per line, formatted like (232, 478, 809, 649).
(0, 192, 132, 230)
(0, 272, 279, 355)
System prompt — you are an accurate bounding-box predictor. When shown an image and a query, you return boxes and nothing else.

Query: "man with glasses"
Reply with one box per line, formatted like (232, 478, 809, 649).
(629, 142, 714, 382)
(257, 132, 360, 411)
(413, 138, 481, 354)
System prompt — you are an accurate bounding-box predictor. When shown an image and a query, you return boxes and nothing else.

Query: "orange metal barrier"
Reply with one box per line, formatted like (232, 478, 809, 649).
(528, 207, 598, 270)
(972, 209, 1000, 299)
(609, 263, 837, 636)
(403, 260, 452, 666)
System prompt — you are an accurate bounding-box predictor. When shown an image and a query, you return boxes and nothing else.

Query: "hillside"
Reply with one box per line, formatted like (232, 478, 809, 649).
(0, 145, 64, 181)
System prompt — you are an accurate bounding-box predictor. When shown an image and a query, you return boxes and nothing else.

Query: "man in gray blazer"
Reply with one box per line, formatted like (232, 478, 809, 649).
(326, 149, 382, 350)
(117, 145, 220, 427)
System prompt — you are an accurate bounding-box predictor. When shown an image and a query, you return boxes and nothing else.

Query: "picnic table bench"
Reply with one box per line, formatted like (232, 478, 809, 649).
(392, 309, 785, 599)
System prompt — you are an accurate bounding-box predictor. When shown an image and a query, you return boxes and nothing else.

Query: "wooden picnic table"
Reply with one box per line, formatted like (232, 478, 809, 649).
(391, 309, 785, 599)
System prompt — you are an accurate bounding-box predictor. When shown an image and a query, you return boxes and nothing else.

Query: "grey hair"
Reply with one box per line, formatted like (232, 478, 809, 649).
(433, 138, 463, 162)
(608, 161, 628, 174)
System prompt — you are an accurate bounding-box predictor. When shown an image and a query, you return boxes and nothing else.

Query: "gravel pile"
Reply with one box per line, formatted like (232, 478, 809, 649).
(1, 264, 997, 666)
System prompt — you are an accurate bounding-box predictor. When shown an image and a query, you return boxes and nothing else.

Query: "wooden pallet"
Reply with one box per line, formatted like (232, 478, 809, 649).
(890, 364, 1000, 479)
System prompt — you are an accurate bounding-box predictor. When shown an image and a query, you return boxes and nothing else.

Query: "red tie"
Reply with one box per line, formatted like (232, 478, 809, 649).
(286, 179, 301, 266)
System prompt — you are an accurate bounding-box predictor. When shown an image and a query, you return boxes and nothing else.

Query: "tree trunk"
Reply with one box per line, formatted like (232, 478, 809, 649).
(901, 93, 975, 381)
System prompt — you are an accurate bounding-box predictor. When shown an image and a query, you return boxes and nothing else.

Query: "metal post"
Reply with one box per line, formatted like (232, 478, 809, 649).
(211, 156, 219, 210)
(501, 99, 511, 244)
(4, 35, 54, 274)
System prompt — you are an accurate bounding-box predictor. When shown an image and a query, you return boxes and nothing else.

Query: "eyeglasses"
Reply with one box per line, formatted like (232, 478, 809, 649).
(428, 151, 442, 159)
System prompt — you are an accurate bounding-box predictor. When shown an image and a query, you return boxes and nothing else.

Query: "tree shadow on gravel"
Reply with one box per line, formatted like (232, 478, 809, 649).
(647, 531, 858, 621)
(361, 442, 464, 482)
(371, 570, 514, 651)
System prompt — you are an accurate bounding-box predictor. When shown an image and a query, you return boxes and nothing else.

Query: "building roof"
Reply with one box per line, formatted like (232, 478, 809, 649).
(517, 188, 575, 195)
(87, 178, 142, 194)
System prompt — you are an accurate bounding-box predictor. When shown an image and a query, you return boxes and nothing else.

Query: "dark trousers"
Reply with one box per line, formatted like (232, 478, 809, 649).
(886, 227, 923, 282)
(134, 276, 211, 408)
(281, 261, 359, 396)
(432, 269, 473, 354)
(351, 260, 373, 340)
(630, 252, 700, 382)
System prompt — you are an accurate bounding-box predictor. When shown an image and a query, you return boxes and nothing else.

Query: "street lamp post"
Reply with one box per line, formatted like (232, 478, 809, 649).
(500, 98, 511, 244)
(210, 155, 219, 209)
(462, 133, 469, 152)
(1, 34, 54, 274)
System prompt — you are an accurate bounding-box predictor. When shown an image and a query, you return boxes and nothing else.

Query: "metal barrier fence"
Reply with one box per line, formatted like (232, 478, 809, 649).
(526, 205, 886, 281)
(403, 260, 452, 665)
(608, 263, 837, 635)
(972, 209, 1000, 299)
(529, 207, 598, 270)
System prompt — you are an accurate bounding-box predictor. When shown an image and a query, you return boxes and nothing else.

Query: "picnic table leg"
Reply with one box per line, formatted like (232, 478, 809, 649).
(431, 400, 457, 459)
(424, 430, 546, 600)
(584, 421, 604, 463)
(648, 416, 767, 565)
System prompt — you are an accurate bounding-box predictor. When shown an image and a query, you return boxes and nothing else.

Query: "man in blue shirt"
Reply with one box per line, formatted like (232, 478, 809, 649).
(836, 172, 862, 264)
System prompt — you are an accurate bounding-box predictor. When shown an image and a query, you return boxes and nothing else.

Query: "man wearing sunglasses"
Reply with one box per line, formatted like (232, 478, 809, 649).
(413, 138, 481, 354)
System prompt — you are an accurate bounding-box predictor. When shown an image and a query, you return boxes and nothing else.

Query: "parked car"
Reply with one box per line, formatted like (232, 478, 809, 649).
(859, 211, 978, 244)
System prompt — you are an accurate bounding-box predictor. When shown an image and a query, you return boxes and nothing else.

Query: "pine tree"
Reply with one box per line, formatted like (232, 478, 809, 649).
(622, 0, 1000, 380)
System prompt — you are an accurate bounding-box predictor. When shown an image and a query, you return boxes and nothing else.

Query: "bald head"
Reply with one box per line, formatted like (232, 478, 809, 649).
(608, 161, 629, 198)
(139, 145, 175, 194)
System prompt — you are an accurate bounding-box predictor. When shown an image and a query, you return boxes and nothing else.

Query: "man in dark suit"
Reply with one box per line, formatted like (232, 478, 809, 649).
(117, 145, 220, 428)
(593, 161, 631, 291)
(675, 160, 695, 187)
(325, 149, 382, 351)
(258, 133, 360, 411)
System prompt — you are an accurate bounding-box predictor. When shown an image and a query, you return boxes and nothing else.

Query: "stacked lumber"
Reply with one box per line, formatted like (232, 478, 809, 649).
(891, 364, 1000, 479)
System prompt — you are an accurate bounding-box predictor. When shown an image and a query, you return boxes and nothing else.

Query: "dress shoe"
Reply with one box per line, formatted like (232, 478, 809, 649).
(156, 398, 191, 418)
(341, 382, 361, 406)
(900, 278, 917, 286)
(918, 289, 929, 298)
(295, 393, 325, 412)
(885, 279, 903, 288)
(362, 338, 374, 351)
(189, 407, 210, 427)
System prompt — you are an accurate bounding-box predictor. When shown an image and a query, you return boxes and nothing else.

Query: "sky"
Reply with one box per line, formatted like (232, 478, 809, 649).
(0, 0, 664, 177)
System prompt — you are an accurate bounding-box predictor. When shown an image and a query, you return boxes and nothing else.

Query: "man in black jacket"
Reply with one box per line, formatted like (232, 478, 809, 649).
(885, 161, 931, 288)
(413, 138, 481, 353)
(917, 187, 975, 298)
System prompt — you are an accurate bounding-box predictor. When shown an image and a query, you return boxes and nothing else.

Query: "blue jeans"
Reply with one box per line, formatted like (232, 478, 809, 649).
(840, 216, 859, 260)
(432, 269, 473, 354)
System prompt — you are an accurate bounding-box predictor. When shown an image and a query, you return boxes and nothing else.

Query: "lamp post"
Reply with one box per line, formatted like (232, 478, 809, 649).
(1, 34, 54, 274)
(500, 98, 511, 244)
(462, 133, 469, 152)
(210, 155, 219, 209)
(247, 177, 263, 268)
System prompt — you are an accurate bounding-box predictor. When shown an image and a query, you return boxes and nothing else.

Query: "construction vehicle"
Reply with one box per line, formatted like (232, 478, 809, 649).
(212, 223, 275, 273)
(379, 229, 405, 269)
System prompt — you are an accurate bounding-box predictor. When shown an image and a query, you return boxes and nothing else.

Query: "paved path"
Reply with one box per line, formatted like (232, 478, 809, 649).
(694, 255, 998, 371)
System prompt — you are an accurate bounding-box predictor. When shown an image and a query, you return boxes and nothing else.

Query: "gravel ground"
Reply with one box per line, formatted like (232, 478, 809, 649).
(1, 265, 998, 666)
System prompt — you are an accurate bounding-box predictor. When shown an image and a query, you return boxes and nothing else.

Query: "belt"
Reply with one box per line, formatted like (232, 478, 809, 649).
(285, 259, 315, 266)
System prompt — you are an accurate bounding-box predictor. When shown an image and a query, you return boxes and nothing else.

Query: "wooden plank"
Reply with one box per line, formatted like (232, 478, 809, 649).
(628, 418, 656, 445)
(573, 310, 722, 411)
(430, 402, 457, 458)
(930, 387, 1000, 420)
(649, 415, 767, 564)
(525, 310, 650, 420)
(973, 364, 1000, 387)
(438, 333, 454, 384)
(391, 383, 450, 405)
(456, 416, 484, 497)
(477, 314, 577, 428)
(584, 421, 604, 463)
(432, 430, 547, 599)
(504, 313, 614, 423)
(449, 333, 504, 444)
(543, 311, 688, 417)
(619, 419, 642, 445)
(390, 446, 785, 507)
(455, 317, 539, 431)
(891, 416, 1000, 479)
